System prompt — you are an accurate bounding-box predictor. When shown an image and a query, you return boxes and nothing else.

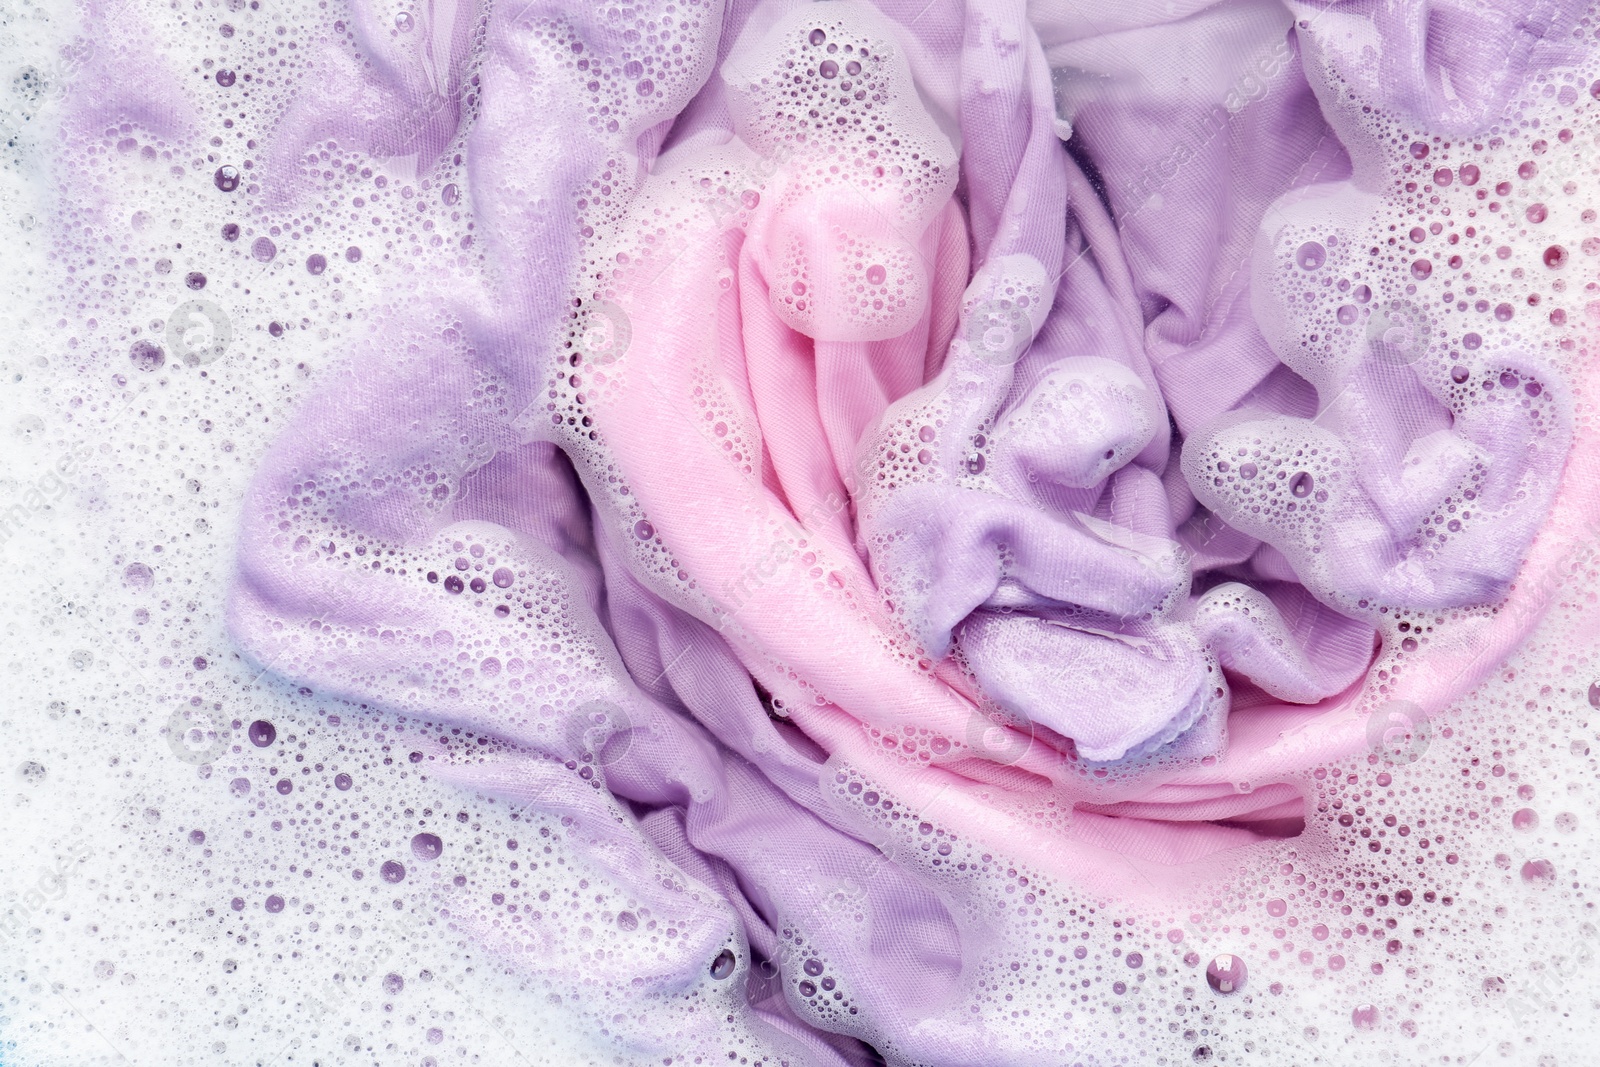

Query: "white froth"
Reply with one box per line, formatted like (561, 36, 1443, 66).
(1, 1, 1598, 1066)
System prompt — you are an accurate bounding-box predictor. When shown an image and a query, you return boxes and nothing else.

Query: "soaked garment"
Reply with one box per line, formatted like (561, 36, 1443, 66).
(222, 0, 1593, 1060)
(21, 0, 1600, 1063)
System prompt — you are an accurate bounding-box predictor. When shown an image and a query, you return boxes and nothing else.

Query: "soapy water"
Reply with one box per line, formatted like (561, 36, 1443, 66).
(1, 0, 1598, 1064)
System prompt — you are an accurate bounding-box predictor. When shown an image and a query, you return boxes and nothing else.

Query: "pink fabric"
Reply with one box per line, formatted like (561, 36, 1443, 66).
(50, 0, 1575, 1057)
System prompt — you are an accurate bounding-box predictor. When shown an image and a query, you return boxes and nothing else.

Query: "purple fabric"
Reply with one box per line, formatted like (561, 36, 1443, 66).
(89, 0, 1584, 1060)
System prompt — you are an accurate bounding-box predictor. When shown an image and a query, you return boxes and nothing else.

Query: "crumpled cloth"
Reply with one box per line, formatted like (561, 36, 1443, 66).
(56, 0, 1587, 1060)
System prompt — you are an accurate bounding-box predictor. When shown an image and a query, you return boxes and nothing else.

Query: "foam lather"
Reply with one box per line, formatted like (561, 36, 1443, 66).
(26, 0, 1595, 1062)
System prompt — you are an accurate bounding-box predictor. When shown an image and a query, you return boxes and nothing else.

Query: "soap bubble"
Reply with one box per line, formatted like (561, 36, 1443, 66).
(1205, 953, 1247, 994)
(1294, 241, 1326, 270)
(128, 340, 164, 372)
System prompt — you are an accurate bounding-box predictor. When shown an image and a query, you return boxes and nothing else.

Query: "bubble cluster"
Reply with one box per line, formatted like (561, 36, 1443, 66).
(4, 0, 1599, 1064)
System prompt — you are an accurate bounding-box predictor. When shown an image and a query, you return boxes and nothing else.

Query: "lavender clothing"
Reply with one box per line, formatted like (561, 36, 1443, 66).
(105, 0, 1590, 1061)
